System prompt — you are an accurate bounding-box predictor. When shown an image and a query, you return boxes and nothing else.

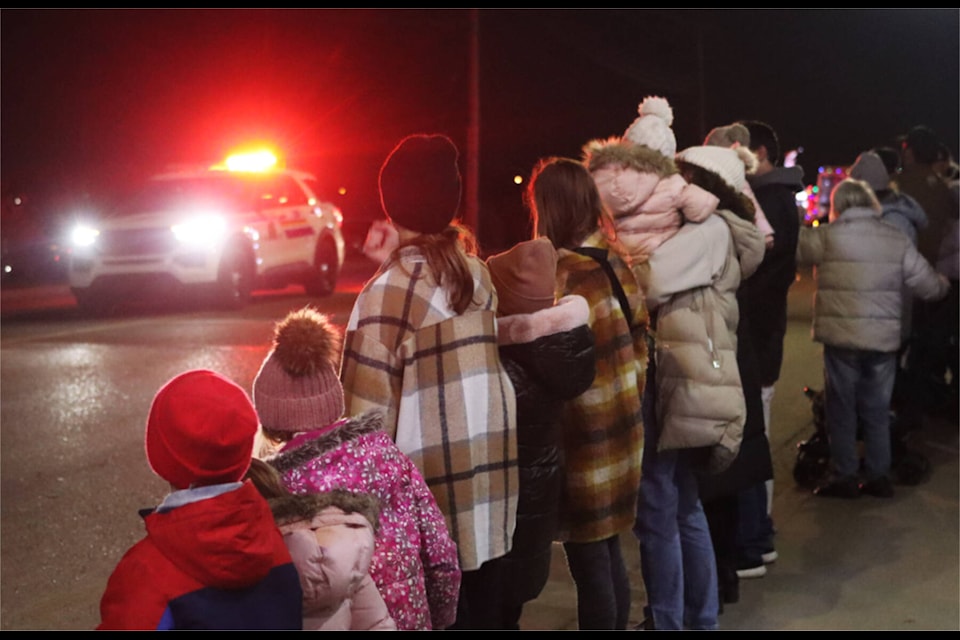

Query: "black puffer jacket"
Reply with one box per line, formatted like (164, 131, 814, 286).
(496, 294, 595, 608)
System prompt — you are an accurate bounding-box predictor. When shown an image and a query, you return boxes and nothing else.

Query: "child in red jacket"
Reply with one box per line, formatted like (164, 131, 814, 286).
(97, 369, 302, 630)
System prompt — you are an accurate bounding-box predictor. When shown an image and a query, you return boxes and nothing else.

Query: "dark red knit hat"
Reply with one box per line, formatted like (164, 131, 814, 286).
(378, 133, 462, 235)
(145, 369, 258, 490)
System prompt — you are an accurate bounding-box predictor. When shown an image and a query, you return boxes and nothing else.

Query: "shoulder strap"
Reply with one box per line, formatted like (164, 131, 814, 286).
(572, 247, 634, 329)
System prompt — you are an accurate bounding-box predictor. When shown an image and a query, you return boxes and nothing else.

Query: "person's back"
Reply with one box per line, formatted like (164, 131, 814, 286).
(796, 179, 948, 499)
(798, 180, 948, 353)
(97, 370, 302, 630)
(585, 136, 719, 265)
(740, 120, 804, 389)
(339, 133, 517, 630)
(253, 307, 460, 631)
(485, 237, 597, 629)
(527, 155, 647, 630)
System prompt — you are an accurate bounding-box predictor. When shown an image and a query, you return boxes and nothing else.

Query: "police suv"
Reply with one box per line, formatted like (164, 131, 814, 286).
(67, 151, 345, 313)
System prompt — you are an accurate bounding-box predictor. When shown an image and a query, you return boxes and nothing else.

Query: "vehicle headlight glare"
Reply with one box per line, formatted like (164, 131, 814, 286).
(71, 225, 100, 248)
(172, 215, 227, 246)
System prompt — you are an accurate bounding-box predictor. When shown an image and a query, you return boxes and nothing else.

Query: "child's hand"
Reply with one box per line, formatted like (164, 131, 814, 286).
(362, 220, 399, 265)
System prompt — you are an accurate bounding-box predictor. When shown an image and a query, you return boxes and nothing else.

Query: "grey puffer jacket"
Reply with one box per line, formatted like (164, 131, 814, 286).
(797, 206, 950, 352)
(640, 209, 765, 473)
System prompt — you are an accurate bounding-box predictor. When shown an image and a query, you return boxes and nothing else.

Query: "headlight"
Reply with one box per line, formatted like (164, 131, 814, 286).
(70, 224, 100, 248)
(171, 214, 227, 246)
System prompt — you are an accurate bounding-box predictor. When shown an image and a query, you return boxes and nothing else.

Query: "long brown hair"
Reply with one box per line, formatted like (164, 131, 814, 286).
(525, 157, 606, 250)
(394, 221, 480, 315)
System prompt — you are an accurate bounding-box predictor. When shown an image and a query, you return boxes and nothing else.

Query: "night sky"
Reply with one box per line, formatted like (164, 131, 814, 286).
(2, 8, 958, 251)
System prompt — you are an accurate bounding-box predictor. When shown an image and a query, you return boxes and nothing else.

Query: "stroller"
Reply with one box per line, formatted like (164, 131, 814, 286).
(793, 386, 932, 489)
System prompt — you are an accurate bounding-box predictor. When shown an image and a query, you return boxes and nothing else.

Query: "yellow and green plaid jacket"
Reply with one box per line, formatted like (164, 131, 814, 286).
(555, 231, 648, 543)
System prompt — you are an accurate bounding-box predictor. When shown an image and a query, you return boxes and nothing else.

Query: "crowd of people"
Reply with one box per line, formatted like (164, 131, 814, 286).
(95, 107, 958, 630)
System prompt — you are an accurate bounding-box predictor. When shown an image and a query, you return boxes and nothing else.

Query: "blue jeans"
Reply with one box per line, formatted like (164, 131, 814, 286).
(823, 346, 897, 481)
(633, 369, 719, 630)
(562, 536, 631, 630)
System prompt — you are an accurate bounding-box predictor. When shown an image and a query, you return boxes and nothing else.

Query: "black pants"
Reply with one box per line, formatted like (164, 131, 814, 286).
(447, 556, 507, 630)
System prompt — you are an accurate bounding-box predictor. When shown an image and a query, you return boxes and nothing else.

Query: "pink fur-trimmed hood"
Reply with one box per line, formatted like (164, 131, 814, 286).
(496, 294, 590, 346)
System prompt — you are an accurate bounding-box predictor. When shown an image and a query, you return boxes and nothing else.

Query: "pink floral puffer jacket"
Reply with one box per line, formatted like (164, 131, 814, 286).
(267, 410, 461, 631)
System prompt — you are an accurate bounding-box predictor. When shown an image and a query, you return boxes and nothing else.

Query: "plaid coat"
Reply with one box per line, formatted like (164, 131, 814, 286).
(555, 231, 648, 543)
(340, 245, 518, 571)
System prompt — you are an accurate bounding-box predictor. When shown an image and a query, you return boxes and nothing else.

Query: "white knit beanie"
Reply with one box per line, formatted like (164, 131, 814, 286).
(623, 96, 677, 158)
(677, 145, 754, 192)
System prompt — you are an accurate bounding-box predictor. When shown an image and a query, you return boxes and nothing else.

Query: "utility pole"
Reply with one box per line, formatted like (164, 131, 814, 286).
(465, 8, 480, 237)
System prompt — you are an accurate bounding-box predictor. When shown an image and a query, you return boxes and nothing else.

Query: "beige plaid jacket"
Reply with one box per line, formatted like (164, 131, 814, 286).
(340, 246, 518, 571)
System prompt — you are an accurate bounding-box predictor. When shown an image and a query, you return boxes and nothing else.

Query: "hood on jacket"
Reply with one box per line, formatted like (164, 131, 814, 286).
(144, 481, 283, 590)
(268, 410, 385, 475)
(496, 294, 590, 346)
(583, 137, 677, 177)
(269, 490, 381, 535)
(882, 192, 929, 230)
(497, 295, 596, 403)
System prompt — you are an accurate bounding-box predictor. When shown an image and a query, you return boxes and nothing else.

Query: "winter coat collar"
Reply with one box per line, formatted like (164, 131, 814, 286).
(269, 410, 386, 475)
(835, 206, 882, 223)
(144, 481, 282, 590)
(496, 295, 589, 346)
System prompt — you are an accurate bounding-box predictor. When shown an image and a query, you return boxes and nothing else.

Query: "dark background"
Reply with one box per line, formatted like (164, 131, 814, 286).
(3, 8, 958, 254)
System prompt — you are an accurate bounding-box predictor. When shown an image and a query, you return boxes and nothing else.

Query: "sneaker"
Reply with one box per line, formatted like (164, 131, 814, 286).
(761, 549, 778, 564)
(813, 478, 861, 499)
(735, 564, 767, 579)
(860, 476, 895, 498)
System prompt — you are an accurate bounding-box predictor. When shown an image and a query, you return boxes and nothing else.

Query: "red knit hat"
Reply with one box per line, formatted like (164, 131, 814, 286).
(145, 369, 258, 490)
(253, 306, 345, 432)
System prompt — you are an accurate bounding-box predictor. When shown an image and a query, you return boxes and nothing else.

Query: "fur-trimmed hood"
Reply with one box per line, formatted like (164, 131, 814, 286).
(582, 136, 677, 177)
(269, 489, 381, 534)
(268, 410, 385, 475)
(496, 294, 590, 346)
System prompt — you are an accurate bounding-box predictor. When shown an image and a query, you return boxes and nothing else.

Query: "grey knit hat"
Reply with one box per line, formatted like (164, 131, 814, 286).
(849, 151, 890, 193)
(253, 307, 345, 432)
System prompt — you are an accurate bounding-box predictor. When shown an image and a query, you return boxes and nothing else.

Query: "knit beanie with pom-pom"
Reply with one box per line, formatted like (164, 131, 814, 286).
(623, 96, 677, 158)
(253, 306, 345, 433)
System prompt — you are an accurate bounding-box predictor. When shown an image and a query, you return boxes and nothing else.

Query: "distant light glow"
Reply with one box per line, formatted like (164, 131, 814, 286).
(514, 175, 523, 185)
(70, 224, 100, 247)
(222, 150, 278, 172)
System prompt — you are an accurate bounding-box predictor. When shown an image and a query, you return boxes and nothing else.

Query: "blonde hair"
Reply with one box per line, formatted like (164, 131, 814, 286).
(829, 178, 881, 222)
